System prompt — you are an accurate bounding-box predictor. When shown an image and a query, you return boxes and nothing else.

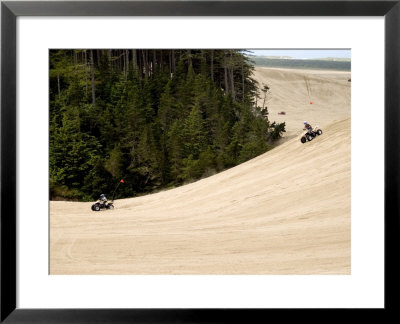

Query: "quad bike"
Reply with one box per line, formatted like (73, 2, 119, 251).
(300, 126, 323, 143)
(90, 180, 124, 211)
(91, 200, 115, 211)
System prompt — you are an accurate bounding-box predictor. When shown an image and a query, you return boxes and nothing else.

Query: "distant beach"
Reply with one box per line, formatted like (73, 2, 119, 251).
(251, 56, 351, 71)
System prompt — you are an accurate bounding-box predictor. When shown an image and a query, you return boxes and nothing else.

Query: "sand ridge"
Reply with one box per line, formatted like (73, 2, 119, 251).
(50, 116, 351, 274)
(253, 67, 351, 141)
(50, 67, 351, 274)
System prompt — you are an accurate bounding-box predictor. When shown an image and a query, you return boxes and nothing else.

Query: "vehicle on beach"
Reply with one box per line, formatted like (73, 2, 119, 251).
(300, 126, 323, 143)
(91, 200, 114, 211)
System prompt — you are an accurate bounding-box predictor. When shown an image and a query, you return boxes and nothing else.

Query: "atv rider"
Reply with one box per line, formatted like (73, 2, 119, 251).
(98, 194, 108, 206)
(303, 121, 313, 134)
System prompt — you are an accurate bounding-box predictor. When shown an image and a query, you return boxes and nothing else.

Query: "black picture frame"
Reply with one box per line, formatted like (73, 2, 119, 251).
(1, 0, 399, 322)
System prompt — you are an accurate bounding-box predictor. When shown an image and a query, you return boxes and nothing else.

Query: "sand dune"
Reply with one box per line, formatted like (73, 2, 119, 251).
(50, 68, 351, 274)
(253, 67, 351, 141)
(50, 116, 351, 274)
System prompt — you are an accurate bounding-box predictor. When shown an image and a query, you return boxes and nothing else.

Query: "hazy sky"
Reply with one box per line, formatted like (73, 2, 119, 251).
(250, 49, 351, 59)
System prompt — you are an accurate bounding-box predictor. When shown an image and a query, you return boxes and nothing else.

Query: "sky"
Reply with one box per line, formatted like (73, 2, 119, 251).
(250, 49, 351, 59)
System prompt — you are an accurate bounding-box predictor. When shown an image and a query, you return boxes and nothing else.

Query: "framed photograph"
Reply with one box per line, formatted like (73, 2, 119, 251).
(1, 0, 399, 322)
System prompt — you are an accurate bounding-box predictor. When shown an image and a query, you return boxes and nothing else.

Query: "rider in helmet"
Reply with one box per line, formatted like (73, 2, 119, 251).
(303, 121, 313, 134)
(99, 193, 108, 205)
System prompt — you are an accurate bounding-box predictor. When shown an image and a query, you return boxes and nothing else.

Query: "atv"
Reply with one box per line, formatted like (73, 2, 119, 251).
(91, 200, 114, 211)
(300, 126, 323, 143)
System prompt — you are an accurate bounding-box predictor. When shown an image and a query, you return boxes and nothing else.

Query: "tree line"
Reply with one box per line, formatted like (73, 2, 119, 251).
(49, 49, 285, 201)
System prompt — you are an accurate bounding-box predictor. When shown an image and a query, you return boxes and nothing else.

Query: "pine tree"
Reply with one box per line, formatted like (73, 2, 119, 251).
(49, 49, 285, 201)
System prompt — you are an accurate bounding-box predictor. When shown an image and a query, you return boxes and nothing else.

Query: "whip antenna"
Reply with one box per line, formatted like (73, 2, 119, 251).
(111, 179, 125, 201)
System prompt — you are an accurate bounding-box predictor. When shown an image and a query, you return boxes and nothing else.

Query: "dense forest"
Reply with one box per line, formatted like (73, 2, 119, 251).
(50, 49, 285, 201)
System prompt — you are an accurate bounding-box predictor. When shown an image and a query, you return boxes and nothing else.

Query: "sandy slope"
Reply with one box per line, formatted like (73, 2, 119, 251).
(253, 67, 351, 142)
(50, 116, 351, 275)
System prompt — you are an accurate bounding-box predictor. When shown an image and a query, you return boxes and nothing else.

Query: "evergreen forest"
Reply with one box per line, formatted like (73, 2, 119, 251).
(49, 49, 285, 201)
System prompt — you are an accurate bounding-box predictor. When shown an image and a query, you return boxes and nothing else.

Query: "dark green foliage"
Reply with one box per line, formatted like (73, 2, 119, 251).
(269, 122, 286, 140)
(50, 49, 285, 201)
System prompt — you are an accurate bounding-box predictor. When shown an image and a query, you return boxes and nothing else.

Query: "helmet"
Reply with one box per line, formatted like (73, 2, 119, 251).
(100, 194, 105, 198)
(303, 121, 307, 125)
